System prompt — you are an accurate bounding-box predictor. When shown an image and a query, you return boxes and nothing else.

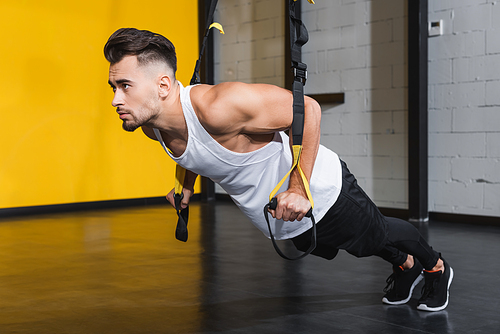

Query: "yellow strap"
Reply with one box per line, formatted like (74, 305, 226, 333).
(268, 145, 314, 209)
(175, 164, 186, 195)
(294, 0, 315, 4)
(209, 22, 225, 34)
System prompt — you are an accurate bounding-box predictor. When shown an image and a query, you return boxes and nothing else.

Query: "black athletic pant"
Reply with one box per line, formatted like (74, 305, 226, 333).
(292, 160, 440, 270)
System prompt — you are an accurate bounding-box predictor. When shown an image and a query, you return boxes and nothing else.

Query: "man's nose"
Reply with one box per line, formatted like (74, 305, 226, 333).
(111, 91, 123, 108)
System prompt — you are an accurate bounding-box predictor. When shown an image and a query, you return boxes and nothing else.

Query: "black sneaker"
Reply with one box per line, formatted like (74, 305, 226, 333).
(417, 258, 454, 312)
(382, 258, 424, 305)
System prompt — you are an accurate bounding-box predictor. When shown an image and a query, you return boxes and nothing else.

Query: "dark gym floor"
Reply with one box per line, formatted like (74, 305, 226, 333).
(0, 201, 499, 333)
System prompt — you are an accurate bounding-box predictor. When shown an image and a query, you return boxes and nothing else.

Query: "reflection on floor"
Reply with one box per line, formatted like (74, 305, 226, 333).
(0, 201, 499, 333)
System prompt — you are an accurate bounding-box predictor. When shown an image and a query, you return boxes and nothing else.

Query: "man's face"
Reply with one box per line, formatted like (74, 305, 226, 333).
(108, 56, 160, 132)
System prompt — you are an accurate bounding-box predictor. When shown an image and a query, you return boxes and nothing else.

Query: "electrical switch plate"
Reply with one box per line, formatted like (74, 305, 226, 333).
(428, 20, 443, 37)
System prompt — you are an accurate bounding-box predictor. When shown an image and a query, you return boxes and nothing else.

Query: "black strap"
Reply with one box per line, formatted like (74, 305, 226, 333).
(174, 193, 189, 242)
(264, 0, 316, 261)
(190, 0, 219, 85)
(264, 198, 315, 261)
(173, 0, 219, 242)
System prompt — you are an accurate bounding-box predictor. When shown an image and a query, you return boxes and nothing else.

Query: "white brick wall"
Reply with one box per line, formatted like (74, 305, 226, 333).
(213, 0, 500, 217)
(214, 0, 285, 86)
(429, 0, 500, 217)
(302, 0, 408, 209)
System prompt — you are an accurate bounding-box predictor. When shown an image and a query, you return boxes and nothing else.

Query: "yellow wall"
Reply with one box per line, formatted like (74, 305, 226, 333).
(0, 1, 200, 209)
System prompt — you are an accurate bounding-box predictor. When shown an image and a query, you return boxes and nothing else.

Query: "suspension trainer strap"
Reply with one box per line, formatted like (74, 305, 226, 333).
(265, 0, 316, 260)
(173, 0, 224, 242)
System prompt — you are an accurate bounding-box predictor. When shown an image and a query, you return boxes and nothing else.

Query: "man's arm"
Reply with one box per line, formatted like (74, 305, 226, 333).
(192, 82, 322, 222)
(273, 95, 321, 222)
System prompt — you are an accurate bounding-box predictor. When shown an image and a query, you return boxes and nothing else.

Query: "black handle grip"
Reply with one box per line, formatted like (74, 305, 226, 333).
(268, 197, 312, 218)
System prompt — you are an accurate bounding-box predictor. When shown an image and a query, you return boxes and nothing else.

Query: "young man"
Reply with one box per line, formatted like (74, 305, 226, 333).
(104, 28, 453, 312)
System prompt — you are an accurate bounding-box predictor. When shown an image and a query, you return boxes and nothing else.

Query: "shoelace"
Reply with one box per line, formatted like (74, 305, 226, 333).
(384, 273, 396, 293)
(420, 277, 439, 299)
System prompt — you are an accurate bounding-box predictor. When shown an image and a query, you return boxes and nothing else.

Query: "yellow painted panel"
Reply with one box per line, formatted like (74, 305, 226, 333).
(0, 1, 200, 208)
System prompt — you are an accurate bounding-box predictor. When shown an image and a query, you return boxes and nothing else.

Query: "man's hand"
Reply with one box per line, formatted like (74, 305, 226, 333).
(166, 187, 193, 209)
(268, 189, 312, 222)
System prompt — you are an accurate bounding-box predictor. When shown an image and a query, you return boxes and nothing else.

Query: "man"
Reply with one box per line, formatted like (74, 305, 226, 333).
(104, 28, 453, 312)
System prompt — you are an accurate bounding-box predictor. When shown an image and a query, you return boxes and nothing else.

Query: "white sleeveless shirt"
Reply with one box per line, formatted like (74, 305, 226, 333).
(154, 83, 342, 240)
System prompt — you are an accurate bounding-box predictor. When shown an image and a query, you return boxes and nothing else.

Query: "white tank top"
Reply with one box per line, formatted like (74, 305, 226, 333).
(154, 83, 342, 240)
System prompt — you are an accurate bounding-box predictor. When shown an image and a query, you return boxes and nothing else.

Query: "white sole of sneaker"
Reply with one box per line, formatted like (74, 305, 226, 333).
(382, 272, 424, 305)
(417, 267, 454, 312)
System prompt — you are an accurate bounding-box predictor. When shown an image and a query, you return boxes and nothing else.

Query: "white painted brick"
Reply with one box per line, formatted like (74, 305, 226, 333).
(392, 156, 407, 179)
(393, 17, 407, 42)
(221, 42, 255, 62)
(367, 0, 405, 23)
(453, 4, 492, 33)
(432, 82, 485, 109)
(216, 1, 254, 25)
(340, 111, 388, 134)
(486, 80, 500, 105)
(372, 111, 395, 134)
(304, 29, 342, 53)
(453, 106, 500, 132)
(429, 157, 452, 182)
(373, 156, 395, 179)
(429, 59, 452, 85)
(370, 179, 407, 205)
(486, 133, 500, 157)
(274, 57, 284, 79)
(317, 50, 327, 73)
(341, 156, 375, 178)
(369, 41, 405, 67)
(484, 184, 500, 213)
(486, 29, 500, 55)
(301, 51, 317, 74)
(363, 20, 393, 45)
(252, 19, 276, 40)
(305, 71, 342, 95)
(255, 0, 282, 20)
(452, 56, 485, 83)
(451, 158, 500, 183)
(320, 111, 342, 135)
(431, 0, 488, 12)
(493, 2, 500, 30)
(429, 180, 484, 211)
(392, 64, 406, 88)
(392, 110, 407, 135)
(318, 2, 362, 29)
(236, 59, 252, 80)
(321, 134, 359, 156)
(236, 22, 253, 43)
(255, 37, 283, 59)
(301, 7, 319, 31)
(342, 68, 371, 90)
(370, 66, 393, 90)
(338, 90, 366, 113)
(327, 47, 367, 71)
(429, 31, 485, 60)
(428, 109, 453, 133)
(341, 25, 357, 48)
(251, 57, 277, 79)
(429, 133, 486, 158)
(367, 88, 406, 111)
(367, 133, 405, 157)
(482, 54, 500, 80)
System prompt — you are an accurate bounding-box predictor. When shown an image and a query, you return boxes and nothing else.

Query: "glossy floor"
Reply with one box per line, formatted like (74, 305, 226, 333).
(0, 201, 499, 333)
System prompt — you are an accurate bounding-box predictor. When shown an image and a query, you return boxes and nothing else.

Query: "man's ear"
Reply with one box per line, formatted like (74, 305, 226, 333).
(158, 75, 172, 98)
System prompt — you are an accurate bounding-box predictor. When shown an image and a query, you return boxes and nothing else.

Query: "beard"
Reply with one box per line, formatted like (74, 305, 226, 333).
(121, 98, 160, 132)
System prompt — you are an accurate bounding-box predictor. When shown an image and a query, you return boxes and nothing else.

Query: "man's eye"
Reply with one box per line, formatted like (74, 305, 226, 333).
(123, 84, 130, 90)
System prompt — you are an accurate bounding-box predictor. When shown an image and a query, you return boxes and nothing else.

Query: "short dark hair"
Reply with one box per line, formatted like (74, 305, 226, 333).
(104, 28, 177, 75)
